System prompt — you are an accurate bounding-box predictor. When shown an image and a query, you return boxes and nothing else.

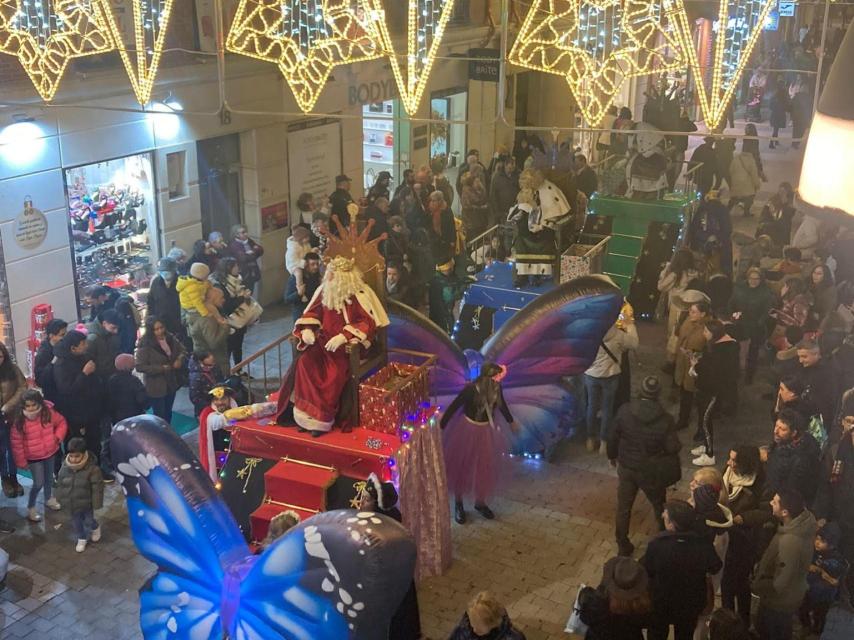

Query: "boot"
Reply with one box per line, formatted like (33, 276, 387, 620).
(1, 476, 15, 498)
(454, 500, 466, 524)
(474, 503, 495, 520)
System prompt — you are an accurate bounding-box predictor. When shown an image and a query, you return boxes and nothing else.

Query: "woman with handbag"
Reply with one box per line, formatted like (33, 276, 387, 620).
(577, 556, 652, 640)
(211, 258, 256, 370)
(134, 316, 187, 424)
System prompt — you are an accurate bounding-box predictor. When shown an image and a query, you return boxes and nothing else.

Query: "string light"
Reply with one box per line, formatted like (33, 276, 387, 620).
(0, 0, 114, 101)
(226, 0, 384, 112)
(97, 0, 174, 105)
(367, 0, 457, 115)
(666, 0, 775, 129)
(509, 0, 685, 126)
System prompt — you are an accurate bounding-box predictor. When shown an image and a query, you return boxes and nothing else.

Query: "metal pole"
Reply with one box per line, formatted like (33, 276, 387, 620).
(813, 0, 832, 116)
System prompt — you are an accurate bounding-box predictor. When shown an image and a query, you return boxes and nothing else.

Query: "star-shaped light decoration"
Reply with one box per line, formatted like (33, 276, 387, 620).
(0, 0, 114, 101)
(366, 0, 458, 115)
(96, 0, 175, 105)
(509, 0, 685, 126)
(667, 0, 775, 129)
(226, 0, 384, 112)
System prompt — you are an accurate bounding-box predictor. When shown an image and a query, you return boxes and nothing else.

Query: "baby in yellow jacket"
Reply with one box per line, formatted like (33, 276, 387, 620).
(177, 263, 225, 323)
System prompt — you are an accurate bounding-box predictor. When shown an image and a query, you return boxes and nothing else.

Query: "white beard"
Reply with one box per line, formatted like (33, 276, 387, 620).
(321, 272, 362, 312)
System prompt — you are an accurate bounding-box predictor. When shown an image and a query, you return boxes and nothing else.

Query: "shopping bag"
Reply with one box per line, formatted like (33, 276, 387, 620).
(564, 583, 589, 636)
(228, 299, 264, 329)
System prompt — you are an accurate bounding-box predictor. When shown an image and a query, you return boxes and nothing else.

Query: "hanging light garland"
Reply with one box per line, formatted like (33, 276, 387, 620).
(97, 0, 174, 106)
(667, 0, 775, 129)
(509, 0, 685, 127)
(226, 0, 384, 112)
(367, 0, 457, 115)
(0, 0, 114, 101)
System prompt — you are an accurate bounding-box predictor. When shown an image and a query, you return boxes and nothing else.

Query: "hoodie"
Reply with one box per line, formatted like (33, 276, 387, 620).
(751, 508, 818, 612)
(608, 398, 680, 476)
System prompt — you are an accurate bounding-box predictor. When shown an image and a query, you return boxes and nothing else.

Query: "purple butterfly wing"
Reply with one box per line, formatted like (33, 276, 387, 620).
(387, 299, 469, 400)
(482, 276, 624, 387)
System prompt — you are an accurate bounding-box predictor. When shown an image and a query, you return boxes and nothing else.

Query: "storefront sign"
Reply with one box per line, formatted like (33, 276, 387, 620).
(468, 48, 500, 82)
(14, 199, 48, 250)
(261, 201, 289, 232)
(348, 79, 398, 106)
(287, 120, 342, 224)
(778, 2, 795, 17)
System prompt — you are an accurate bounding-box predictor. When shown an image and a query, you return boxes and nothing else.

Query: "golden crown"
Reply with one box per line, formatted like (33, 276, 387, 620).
(328, 256, 356, 272)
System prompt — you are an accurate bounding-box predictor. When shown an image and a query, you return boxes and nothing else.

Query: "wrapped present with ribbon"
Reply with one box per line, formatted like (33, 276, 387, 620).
(359, 361, 430, 434)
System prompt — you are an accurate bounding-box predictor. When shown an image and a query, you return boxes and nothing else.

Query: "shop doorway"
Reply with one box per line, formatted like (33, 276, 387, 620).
(430, 88, 468, 170)
(197, 134, 242, 239)
(362, 100, 401, 193)
(64, 153, 158, 319)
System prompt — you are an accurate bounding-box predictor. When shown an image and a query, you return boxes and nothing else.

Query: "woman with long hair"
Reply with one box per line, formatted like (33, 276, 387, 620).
(658, 249, 700, 368)
(440, 362, 517, 525)
(809, 264, 838, 323)
(0, 341, 27, 499)
(729, 267, 775, 384)
(578, 557, 651, 640)
(10, 389, 67, 522)
(134, 316, 187, 424)
(211, 257, 252, 368)
(769, 276, 815, 350)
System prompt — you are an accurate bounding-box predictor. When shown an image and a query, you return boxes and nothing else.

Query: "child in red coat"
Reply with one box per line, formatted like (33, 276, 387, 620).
(10, 389, 68, 522)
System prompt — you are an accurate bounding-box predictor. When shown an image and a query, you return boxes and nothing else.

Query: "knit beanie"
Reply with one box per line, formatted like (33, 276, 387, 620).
(114, 353, 135, 371)
(190, 262, 210, 280)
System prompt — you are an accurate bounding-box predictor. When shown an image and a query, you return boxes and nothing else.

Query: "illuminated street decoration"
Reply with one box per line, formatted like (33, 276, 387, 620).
(0, 0, 114, 101)
(509, 0, 685, 126)
(668, 0, 776, 129)
(226, 0, 384, 112)
(97, 0, 175, 105)
(367, 0, 458, 115)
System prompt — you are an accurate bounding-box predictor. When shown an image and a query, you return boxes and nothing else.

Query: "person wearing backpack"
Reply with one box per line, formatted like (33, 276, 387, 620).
(608, 376, 682, 557)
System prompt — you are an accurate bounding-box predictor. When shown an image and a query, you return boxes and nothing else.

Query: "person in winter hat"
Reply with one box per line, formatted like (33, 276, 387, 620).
(10, 389, 67, 522)
(106, 353, 149, 423)
(177, 262, 225, 324)
(448, 591, 526, 640)
(56, 437, 104, 553)
(578, 556, 652, 640)
(799, 522, 849, 634)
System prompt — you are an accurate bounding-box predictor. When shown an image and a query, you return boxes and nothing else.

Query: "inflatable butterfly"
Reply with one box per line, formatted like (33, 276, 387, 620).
(388, 275, 624, 454)
(110, 415, 416, 640)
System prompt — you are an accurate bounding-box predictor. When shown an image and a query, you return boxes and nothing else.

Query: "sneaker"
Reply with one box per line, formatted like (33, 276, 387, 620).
(0, 519, 15, 534)
(474, 503, 495, 520)
(101, 471, 115, 484)
(585, 438, 596, 452)
(90, 526, 102, 543)
(45, 497, 61, 511)
(693, 453, 716, 467)
(691, 444, 707, 456)
(75, 539, 87, 553)
(27, 508, 42, 522)
(599, 441, 608, 456)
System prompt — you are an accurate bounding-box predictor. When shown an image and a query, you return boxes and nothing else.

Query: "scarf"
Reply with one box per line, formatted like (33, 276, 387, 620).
(23, 408, 42, 421)
(723, 465, 757, 501)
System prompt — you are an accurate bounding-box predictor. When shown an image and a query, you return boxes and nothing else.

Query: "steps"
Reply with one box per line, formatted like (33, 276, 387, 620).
(249, 457, 338, 543)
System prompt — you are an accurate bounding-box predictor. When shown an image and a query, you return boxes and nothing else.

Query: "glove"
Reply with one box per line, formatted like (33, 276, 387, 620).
(300, 329, 316, 345)
(324, 334, 347, 352)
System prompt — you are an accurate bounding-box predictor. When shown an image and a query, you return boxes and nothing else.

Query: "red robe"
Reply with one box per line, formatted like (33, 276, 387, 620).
(278, 291, 380, 431)
(198, 405, 232, 482)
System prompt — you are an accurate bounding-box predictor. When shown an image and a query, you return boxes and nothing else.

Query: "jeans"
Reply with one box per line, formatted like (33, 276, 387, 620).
(27, 456, 54, 508)
(0, 415, 16, 480)
(71, 509, 98, 541)
(583, 374, 620, 441)
(150, 392, 177, 424)
(615, 465, 665, 548)
(757, 605, 794, 640)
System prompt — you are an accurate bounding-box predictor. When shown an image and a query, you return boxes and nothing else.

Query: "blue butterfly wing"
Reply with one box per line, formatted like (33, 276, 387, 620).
(233, 510, 417, 640)
(481, 276, 624, 386)
(502, 384, 575, 454)
(387, 299, 470, 400)
(111, 415, 251, 640)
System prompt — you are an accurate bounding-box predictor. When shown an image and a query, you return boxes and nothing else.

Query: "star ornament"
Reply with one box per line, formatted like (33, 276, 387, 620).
(226, 0, 384, 112)
(0, 0, 114, 101)
(509, 0, 685, 126)
(366, 0, 457, 115)
(97, 0, 175, 105)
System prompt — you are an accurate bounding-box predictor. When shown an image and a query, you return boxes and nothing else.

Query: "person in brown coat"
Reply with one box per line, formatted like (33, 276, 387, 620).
(0, 341, 27, 500)
(134, 316, 187, 425)
(674, 296, 711, 431)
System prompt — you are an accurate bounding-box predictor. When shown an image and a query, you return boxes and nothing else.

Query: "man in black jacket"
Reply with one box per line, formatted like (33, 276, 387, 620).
(329, 174, 355, 230)
(147, 258, 182, 338)
(643, 500, 723, 640)
(794, 339, 839, 429)
(53, 331, 103, 463)
(33, 318, 67, 404)
(608, 375, 681, 557)
(765, 408, 821, 505)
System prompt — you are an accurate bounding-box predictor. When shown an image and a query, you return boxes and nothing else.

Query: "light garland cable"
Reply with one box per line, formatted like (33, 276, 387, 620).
(367, 0, 457, 115)
(226, 0, 384, 113)
(509, 0, 685, 127)
(0, 0, 114, 101)
(97, 0, 174, 106)
(666, 0, 775, 129)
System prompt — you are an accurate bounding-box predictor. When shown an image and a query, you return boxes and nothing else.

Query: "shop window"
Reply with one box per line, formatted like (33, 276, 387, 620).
(166, 151, 187, 200)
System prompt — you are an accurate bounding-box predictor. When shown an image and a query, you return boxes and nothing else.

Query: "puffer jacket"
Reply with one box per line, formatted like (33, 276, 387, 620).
(10, 404, 67, 467)
(607, 398, 680, 475)
(0, 364, 27, 414)
(85, 321, 120, 379)
(56, 451, 103, 513)
(177, 276, 211, 316)
(751, 508, 817, 612)
(448, 612, 526, 640)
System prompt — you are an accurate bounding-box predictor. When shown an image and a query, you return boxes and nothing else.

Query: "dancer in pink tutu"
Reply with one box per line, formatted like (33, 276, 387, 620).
(440, 362, 517, 524)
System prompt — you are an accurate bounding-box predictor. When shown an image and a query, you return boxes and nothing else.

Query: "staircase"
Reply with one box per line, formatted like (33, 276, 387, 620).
(249, 457, 338, 543)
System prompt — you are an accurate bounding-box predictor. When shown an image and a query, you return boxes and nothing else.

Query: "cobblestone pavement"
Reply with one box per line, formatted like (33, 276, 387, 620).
(2, 121, 853, 639)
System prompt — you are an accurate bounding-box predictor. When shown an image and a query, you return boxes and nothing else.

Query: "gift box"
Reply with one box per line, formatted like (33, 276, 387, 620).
(359, 362, 430, 434)
(561, 236, 609, 283)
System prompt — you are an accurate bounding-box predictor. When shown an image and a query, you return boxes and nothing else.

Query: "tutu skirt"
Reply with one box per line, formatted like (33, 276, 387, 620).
(442, 414, 510, 503)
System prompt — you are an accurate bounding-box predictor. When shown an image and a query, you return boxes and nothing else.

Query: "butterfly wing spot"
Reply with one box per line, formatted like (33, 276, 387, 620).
(322, 578, 334, 593)
(339, 588, 352, 605)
